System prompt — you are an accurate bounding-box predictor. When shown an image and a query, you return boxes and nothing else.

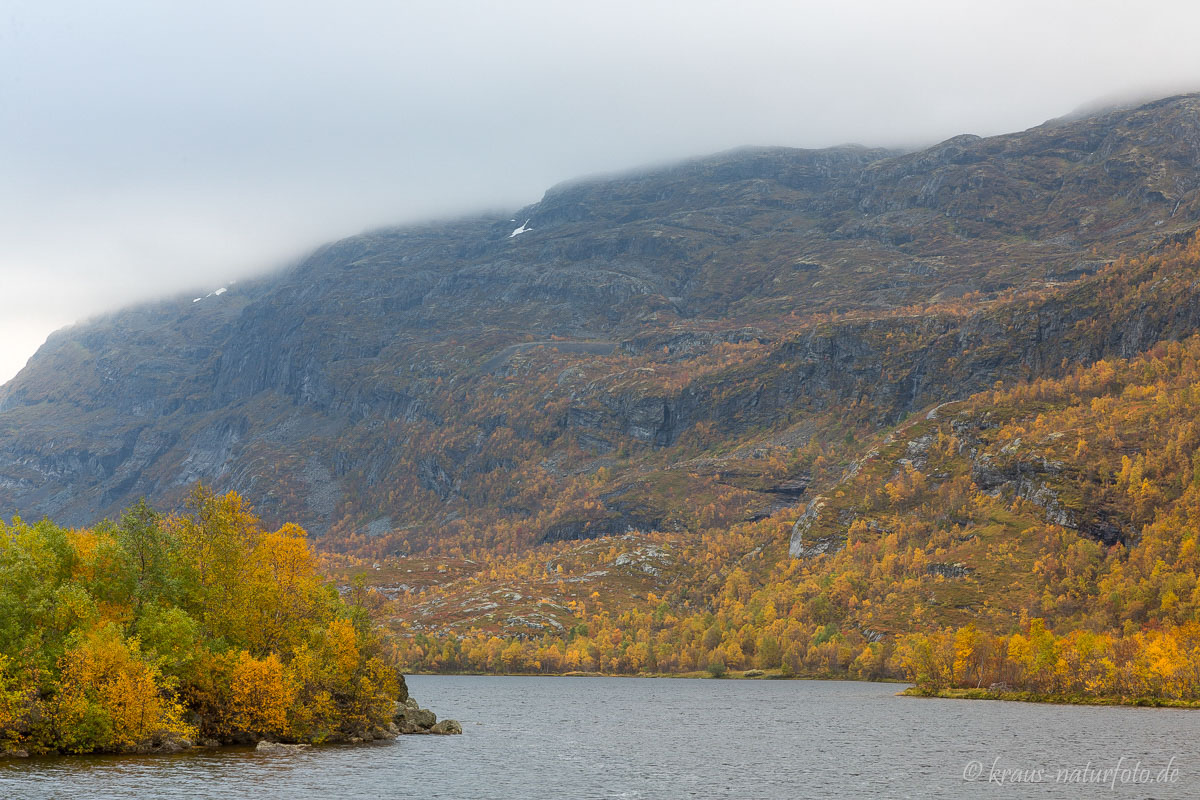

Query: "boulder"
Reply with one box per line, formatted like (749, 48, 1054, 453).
(392, 688, 457, 735)
(256, 741, 311, 754)
(393, 702, 439, 733)
(152, 737, 193, 754)
(128, 735, 193, 754)
(430, 719, 462, 735)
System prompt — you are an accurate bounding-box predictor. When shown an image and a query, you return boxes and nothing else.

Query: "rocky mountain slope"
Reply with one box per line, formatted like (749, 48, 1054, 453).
(4, 92, 1200, 559)
(378, 296, 1200, 676)
(341, 233, 1200, 650)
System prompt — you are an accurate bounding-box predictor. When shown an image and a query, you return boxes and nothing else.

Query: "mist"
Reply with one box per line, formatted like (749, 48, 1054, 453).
(3, 0, 1200, 383)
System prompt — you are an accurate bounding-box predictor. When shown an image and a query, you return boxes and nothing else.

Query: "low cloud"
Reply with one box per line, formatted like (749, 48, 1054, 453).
(3, 0, 1200, 382)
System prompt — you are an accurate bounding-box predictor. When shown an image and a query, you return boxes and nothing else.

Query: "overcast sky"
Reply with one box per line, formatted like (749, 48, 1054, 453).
(3, 0, 1200, 383)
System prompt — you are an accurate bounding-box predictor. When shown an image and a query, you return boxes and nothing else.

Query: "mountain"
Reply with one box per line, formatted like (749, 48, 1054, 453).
(5, 94, 1200, 539)
(9, 91, 1200, 680)
(376, 264, 1200, 680)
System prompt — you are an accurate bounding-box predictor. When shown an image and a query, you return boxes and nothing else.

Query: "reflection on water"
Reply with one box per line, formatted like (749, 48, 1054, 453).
(3, 676, 1197, 799)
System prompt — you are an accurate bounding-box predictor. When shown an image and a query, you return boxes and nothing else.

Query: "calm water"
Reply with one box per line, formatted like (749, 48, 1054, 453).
(3, 676, 1197, 799)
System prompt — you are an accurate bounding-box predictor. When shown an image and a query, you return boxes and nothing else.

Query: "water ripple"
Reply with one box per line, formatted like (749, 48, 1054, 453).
(3, 677, 1197, 799)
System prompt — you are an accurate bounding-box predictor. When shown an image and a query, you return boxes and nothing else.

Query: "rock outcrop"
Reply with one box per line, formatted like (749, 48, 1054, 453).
(789, 497, 844, 559)
(393, 697, 462, 735)
(430, 719, 463, 735)
(256, 741, 311, 754)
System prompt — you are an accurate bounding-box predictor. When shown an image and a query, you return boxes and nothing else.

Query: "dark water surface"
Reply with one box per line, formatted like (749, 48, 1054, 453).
(3, 676, 1197, 799)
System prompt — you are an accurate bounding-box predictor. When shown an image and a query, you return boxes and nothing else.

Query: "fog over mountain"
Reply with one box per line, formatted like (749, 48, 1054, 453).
(6, 90, 1200, 536)
(4, 0, 1200, 382)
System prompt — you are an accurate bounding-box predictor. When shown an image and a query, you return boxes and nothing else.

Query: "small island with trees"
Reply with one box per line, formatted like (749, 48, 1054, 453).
(0, 487, 457, 757)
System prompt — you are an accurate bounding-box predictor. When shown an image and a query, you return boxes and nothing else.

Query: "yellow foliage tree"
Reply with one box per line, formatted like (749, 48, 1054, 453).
(53, 624, 193, 753)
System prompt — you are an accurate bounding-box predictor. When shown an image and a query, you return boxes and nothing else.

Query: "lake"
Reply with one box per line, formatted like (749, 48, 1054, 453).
(3, 676, 1196, 798)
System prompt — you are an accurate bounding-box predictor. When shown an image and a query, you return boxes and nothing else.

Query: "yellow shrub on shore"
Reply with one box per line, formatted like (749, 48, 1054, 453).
(898, 619, 1200, 700)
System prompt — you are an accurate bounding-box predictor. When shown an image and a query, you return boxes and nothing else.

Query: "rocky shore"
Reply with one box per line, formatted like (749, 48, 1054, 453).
(253, 675, 461, 753)
(0, 676, 459, 759)
(254, 675, 460, 753)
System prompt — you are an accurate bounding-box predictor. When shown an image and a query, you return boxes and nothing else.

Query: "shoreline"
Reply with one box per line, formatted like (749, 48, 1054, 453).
(897, 686, 1200, 709)
(404, 668, 907, 682)
(407, 671, 1200, 708)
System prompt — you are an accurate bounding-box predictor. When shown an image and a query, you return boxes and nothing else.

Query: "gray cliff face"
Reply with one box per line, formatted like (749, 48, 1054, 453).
(575, 259, 1200, 455)
(3, 94, 1200, 534)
